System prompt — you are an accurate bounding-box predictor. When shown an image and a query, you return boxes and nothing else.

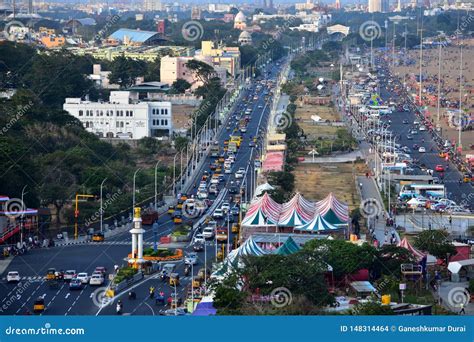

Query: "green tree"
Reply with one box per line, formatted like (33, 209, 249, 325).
(414, 230, 456, 260)
(352, 301, 394, 315)
(109, 56, 147, 88)
(374, 245, 416, 277)
(185, 59, 215, 85)
(171, 79, 191, 94)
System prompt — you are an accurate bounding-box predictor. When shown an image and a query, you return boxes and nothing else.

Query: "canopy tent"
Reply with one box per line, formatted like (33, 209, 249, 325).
(315, 193, 349, 225)
(278, 193, 315, 227)
(397, 237, 426, 261)
(294, 213, 341, 232)
(274, 236, 301, 255)
(254, 182, 275, 197)
(213, 236, 268, 277)
(241, 192, 281, 227)
(192, 296, 216, 316)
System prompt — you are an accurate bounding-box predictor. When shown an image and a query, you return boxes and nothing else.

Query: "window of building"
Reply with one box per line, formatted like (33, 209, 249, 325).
(96, 110, 99, 116)
(116, 122, 120, 128)
(130, 111, 133, 117)
(85, 122, 89, 128)
(164, 108, 168, 115)
(164, 119, 168, 126)
(120, 122, 124, 128)
(79, 110, 83, 116)
(100, 110, 104, 116)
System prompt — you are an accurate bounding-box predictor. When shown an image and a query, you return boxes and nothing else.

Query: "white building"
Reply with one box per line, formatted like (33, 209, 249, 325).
(143, 0, 162, 11)
(88, 64, 120, 89)
(63, 91, 173, 139)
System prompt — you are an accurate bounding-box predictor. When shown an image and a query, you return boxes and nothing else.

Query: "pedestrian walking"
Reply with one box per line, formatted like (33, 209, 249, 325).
(459, 302, 465, 315)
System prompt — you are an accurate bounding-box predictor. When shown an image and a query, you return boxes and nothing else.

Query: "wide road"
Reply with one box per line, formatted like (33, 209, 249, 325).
(0, 60, 284, 316)
(375, 56, 474, 209)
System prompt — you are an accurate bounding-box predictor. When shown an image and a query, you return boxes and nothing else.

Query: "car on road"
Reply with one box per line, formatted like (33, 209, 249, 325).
(76, 273, 89, 284)
(221, 202, 230, 213)
(64, 270, 76, 281)
(160, 308, 187, 316)
(402, 119, 409, 124)
(193, 233, 205, 244)
(435, 165, 444, 172)
(209, 184, 218, 195)
(406, 134, 413, 140)
(229, 186, 239, 194)
(213, 208, 223, 219)
(89, 274, 105, 286)
(249, 141, 255, 147)
(193, 242, 204, 252)
(419, 125, 427, 131)
(94, 267, 107, 276)
(231, 207, 240, 216)
(7, 271, 20, 283)
(216, 229, 228, 242)
(197, 190, 208, 199)
(202, 227, 215, 239)
(69, 278, 83, 290)
(185, 252, 198, 265)
(413, 120, 420, 125)
(418, 147, 426, 153)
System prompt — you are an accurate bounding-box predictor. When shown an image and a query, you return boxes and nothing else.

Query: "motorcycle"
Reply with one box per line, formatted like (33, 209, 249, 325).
(184, 264, 191, 277)
(116, 302, 123, 315)
(128, 291, 136, 300)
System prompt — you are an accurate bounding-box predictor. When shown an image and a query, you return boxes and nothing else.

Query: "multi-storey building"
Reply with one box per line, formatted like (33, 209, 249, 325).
(63, 91, 173, 139)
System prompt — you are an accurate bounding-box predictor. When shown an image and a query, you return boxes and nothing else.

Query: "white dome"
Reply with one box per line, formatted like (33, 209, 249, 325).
(234, 11, 246, 23)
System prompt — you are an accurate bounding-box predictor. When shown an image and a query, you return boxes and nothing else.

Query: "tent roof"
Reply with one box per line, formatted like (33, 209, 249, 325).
(315, 193, 349, 223)
(294, 213, 340, 232)
(275, 236, 300, 255)
(448, 259, 474, 274)
(397, 237, 426, 260)
(278, 193, 315, 226)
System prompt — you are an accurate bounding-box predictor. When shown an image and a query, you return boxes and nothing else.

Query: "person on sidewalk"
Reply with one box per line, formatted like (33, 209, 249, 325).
(459, 302, 465, 315)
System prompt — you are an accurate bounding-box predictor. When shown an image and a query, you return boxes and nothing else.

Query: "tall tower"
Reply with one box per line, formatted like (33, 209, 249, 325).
(129, 208, 146, 267)
(335, 0, 341, 9)
(396, 0, 402, 11)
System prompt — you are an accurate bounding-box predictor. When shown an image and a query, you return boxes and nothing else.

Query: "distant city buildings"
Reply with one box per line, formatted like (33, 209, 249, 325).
(63, 91, 173, 139)
(368, 0, 382, 13)
(143, 0, 162, 12)
(88, 64, 120, 90)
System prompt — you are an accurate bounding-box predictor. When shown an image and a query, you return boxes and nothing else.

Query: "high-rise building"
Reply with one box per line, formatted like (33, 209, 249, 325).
(395, 0, 402, 11)
(368, 0, 382, 12)
(264, 0, 274, 8)
(191, 6, 201, 20)
(143, 0, 161, 12)
(381, 0, 390, 12)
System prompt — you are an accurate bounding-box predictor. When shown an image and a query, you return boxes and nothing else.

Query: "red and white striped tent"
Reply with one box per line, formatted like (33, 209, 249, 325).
(241, 192, 281, 227)
(278, 192, 316, 227)
(397, 237, 426, 261)
(315, 193, 349, 225)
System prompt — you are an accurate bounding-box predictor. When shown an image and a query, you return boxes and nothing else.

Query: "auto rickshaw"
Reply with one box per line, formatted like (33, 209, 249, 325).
(463, 173, 473, 183)
(439, 152, 446, 158)
(168, 206, 175, 215)
(176, 201, 183, 210)
(215, 165, 222, 173)
(180, 194, 188, 201)
(33, 297, 45, 314)
(192, 278, 201, 288)
(231, 223, 240, 234)
(169, 273, 180, 287)
(46, 268, 56, 280)
(173, 213, 182, 224)
(92, 232, 105, 242)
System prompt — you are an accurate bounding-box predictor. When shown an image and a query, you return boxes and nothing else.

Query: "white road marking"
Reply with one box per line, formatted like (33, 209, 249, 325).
(65, 293, 70, 299)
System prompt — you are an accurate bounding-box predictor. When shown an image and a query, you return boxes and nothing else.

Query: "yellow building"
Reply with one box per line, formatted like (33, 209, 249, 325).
(200, 41, 241, 77)
(40, 35, 66, 49)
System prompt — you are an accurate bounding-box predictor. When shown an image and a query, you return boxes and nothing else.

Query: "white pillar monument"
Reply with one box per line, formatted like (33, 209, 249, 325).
(129, 207, 146, 267)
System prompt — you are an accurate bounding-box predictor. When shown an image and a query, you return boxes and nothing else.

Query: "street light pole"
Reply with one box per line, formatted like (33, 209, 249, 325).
(154, 161, 160, 211)
(100, 178, 107, 233)
(133, 168, 141, 213)
(20, 185, 27, 247)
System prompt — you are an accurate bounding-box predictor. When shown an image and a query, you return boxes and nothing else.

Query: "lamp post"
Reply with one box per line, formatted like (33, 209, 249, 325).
(154, 161, 160, 211)
(172, 153, 178, 196)
(20, 185, 27, 247)
(132, 168, 141, 215)
(100, 178, 107, 233)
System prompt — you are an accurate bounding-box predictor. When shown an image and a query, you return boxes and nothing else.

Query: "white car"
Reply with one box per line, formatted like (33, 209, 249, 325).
(225, 167, 232, 174)
(419, 125, 427, 131)
(193, 233, 205, 244)
(64, 270, 76, 281)
(418, 147, 426, 153)
(6, 271, 20, 283)
(185, 252, 198, 265)
(89, 274, 105, 286)
(213, 208, 223, 219)
(76, 272, 89, 284)
(197, 190, 208, 199)
(235, 170, 244, 179)
(221, 202, 230, 213)
(202, 227, 215, 239)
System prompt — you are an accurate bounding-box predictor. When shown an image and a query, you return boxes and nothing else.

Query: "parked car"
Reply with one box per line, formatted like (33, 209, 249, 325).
(7, 271, 20, 283)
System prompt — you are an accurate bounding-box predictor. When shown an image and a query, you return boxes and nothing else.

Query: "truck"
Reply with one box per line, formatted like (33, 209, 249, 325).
(141, 208, 159, 225)
(210, 144, 219, 158)
(228, 142, 237, 153)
